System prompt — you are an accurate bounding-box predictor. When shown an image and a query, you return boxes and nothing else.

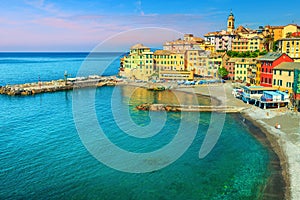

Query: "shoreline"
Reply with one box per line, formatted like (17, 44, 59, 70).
(2, 80, 298, 199)
(241, 110, 289, 199)
(173, 84, 299, 200)
(123, 83, 291, 199)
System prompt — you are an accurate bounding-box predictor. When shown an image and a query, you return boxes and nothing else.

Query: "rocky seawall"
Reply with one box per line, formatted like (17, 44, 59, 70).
(136, 103, 246, 113)
(0, 77, 117, 96)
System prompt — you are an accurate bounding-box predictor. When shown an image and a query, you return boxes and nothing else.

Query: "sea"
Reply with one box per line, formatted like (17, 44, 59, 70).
(0, 53, 282, 199)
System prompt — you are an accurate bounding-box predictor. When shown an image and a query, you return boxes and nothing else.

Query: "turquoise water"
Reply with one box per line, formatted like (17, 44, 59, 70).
(0, 53, 272, 199)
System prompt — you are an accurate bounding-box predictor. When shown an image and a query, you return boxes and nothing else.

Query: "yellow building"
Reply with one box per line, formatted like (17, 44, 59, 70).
(248, 36, 264, 51)
(278, 38, 300, 62)
(185, 49, 210, 76)
(154, 50, 193, 80)
(232, 38, 248, 52)
(232, 36, 264, 52)
(122, 44, 154, 81)
(273, 62, 300, 93)
(154, 50, 185, 71)
(264, 25, 284, 41)
(234, 58, 256, 82)
(208, 53, 224, 78)
(199, 42, 215, 52)
(256, 62, 262, 85)
(283, 24, 300, 38)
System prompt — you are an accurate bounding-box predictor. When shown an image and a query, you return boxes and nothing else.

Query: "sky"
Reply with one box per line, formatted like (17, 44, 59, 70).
(1, 0, 300, 52)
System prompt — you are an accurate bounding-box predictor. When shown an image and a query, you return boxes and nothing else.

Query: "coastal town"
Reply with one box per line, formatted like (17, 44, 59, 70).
(119, 11, 300, 112)
(117, 13, 300, 199)
(1, 4, 300, 199)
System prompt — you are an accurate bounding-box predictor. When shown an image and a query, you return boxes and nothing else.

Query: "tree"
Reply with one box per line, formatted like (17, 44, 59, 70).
(273, 40, 279, 52)
(218, 67, 229, 79)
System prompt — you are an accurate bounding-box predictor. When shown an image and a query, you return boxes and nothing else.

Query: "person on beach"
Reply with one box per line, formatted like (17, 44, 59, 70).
(275, 123, 281, 129)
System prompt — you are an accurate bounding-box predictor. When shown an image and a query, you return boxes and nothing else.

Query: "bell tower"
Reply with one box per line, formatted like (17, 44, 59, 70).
(227, 10, 235, 33)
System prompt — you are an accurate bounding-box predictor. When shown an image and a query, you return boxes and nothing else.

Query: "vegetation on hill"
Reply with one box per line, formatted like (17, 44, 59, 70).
(226, 50, 267, 58)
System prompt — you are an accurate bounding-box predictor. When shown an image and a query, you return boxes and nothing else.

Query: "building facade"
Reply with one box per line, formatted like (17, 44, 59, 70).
(278, 38, 300, 62)
(163, 34, 205, 51)
(154, 50, 185, 71)
(234, 58, 256, 82)
(257, 53, 294, 87)
(185, 49, 210, 76)
(273, 62, 300, 94)
(122, 44, 154, 81)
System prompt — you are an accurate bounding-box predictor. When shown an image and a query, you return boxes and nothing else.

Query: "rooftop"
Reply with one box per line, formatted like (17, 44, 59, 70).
(130, 43, 150, 50)
(274, 62, 300, 70)
(242, 86, 277, 91)
(257, 52, 284, 61)
(154, 50, 172, 55)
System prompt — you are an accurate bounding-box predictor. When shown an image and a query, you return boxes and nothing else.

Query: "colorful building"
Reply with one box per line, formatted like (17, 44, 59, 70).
(278, 37, 300, 62)
(264, 25, 284, 41)
(283, 24, 300, 38)
(232, 38, 248, 52)
(163, 34, 205, 51)
(257, 53, 294, 87)
(185, 49, 210, 76)
(273, 62, 300, 94)
(293, 69, 300, 109)
(207, 53, 224, 78)
(153, 50, 193, 81)
(122, 44, 154, 81)
(223, 57, 236, 80)
(233, 58, 256, 83)
(154, 50, 185, 71)
(248, 36, 264, 51)
(204, 12, 237, 51)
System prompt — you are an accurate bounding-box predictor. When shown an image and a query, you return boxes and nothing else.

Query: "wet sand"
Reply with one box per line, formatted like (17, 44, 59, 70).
(175, 83, 300, 200)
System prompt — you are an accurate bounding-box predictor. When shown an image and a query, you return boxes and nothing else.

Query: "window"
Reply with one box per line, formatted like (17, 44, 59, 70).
(274, 70, 276, 75)
(279, 70, 282, 75)
(288, 71, 292, 76)
(273, 79, 276, 85)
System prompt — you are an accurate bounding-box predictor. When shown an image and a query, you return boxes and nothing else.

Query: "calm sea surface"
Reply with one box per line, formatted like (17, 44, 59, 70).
(0, 53, 273, 199)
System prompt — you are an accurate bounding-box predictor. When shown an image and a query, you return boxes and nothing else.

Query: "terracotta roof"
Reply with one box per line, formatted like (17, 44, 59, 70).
(274, 62, 300, 70)
(154, 50, 172, 55)
(130, 43, 149, 49)
(235, 26, 249, 33)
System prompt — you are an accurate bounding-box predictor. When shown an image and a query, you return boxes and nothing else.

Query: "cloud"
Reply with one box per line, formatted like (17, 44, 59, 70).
(135, 0, 144, 16)
(24, 0, 60, 15)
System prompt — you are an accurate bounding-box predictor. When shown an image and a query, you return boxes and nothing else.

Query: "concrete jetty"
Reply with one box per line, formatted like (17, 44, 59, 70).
(0, 76, 117, 96)
(136, 103, 246, 113)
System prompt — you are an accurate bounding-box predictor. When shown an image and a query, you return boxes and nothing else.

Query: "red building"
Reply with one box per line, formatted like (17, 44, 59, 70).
(257, 53, 293, 87)
(223, 58, 236, 80)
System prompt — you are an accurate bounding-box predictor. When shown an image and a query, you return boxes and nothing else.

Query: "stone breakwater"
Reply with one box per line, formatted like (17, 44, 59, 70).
(0, 76, 117, 96)
(136, 103, 246, 113)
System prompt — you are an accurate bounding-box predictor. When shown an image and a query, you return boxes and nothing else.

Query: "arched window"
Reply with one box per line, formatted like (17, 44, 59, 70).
(229, 22, 231, 26)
